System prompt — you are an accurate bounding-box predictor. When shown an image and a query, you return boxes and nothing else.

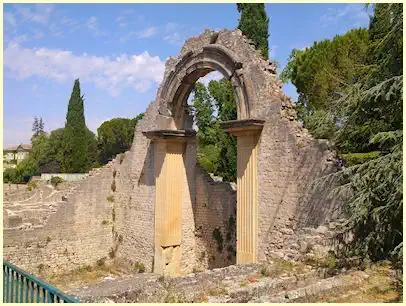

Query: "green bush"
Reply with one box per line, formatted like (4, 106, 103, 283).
(133, 262, 145, 273)
(107, 195, 114, 202)
(342, 151, 381, 167)
(50, 176, 64, 187)
(119, 153, 125, 164)
(27, 180, 38, 191)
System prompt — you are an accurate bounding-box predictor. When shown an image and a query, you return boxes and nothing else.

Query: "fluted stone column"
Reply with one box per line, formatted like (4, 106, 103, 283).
(143, 130, 196, 276)
(221, 120, 264, 264)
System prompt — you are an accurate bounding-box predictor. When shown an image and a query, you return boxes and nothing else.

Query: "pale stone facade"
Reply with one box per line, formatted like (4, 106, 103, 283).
(3, 29, 343, 277)
(111, 29, 341, 275)
(3, 144, 32, 167)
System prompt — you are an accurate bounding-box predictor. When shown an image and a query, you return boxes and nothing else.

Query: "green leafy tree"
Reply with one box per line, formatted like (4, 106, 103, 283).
(191, 80, 237, 182)
(311, 4, 403, 268)
(208, 79, 237, 182)
(281, 28, 369, 135)
(39, 128, 65, 173)
(61, 79, 89, 173)
(97, 113, 144, 164)
(32, 117, 45, 138)
(237, 3, 270, 59)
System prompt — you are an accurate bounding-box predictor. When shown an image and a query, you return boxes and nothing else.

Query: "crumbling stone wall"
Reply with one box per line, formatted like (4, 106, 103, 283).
(3, 159, 119, 275)
(112, 28, 343, 272)
(4, 29, 344, 277)
(193, 167, 237, 271)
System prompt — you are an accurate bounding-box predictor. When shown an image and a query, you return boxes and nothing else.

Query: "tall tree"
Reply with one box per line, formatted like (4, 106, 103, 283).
(97, 113, 144, 164)
(281, 28, 370, 140)
(32, 117, 39, 137)
(32, 117, 45, 138)
(191, 80, 237, 182)
(237, 3, 270, 59)
(61, 79, 89, 173)
(312, 3, 403, 267)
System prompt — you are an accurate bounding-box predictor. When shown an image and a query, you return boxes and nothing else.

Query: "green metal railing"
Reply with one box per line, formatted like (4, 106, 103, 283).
(3, 260, 79, 303)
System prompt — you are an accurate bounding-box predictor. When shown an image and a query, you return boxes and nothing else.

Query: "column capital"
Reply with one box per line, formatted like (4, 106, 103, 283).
(143, 129, 196, 143)
(220, 119, 265, 136)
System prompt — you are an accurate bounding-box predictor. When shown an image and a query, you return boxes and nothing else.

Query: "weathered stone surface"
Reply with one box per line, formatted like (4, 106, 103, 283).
(4, 28, 345, 278)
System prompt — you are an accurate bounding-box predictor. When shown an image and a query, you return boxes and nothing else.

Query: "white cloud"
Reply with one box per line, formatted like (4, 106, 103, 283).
(164, 32, 183, 46)
(320, 4, 371, 28)
(4, 43, 166, 97)
(86, 16, 98, 31)
(9, 35, 28, 44)
(198, 71, 224, 86)
(136, 26, 158, 38)
(116, 16, 128, 28)
(165, 22, 180, 32)
(120, 26, 158, 43)
(4, 12, 17, 28)
(16, 4, 54, 25)
(122, 9, 135, 15)
(86, 16, 108, 37)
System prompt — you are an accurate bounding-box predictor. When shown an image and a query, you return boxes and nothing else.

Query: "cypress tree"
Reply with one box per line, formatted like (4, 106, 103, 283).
(237, 3, 270, 59)
(62, 79, 89, 173)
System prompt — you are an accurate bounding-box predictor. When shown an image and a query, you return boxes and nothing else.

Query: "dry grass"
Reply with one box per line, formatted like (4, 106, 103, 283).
(208, 283, 227, 296)
(259, 258, 307, 278)
(45, 262, 123, 291)
(294, 262, 402, 303)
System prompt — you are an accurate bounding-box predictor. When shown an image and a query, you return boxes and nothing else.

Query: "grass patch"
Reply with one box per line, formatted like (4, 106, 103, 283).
(260, 258, 305, 278)
(27, 181, 38, 191)
(293, 261, 402, 303)
(164, 291, 187, 303)
(46, 262, 123, 292)
(208, 284, 227, 296)
(50, 176, 64, 188)
(132, 261, 145, 273)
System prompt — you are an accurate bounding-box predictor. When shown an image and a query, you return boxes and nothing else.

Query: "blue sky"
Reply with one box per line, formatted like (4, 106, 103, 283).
(4, 3, 373, 147)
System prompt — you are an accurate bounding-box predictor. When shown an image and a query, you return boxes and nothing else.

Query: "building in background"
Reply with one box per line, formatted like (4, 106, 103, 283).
(3, 144, 32, 168)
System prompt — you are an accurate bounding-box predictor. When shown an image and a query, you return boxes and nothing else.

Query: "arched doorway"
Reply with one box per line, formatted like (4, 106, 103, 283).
(143, 32, 265, 275)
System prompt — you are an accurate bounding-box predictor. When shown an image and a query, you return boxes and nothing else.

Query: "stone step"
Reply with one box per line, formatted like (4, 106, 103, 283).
(250, 270, 370, 303)
(207, 268, 325, 303)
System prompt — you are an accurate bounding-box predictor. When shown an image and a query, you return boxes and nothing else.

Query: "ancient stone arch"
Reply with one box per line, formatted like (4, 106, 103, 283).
(113, 29, 340, 277)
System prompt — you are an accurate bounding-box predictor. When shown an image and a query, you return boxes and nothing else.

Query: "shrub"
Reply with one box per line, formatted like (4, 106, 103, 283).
(119, 153, 125, 164)
(113, 170, 117, 178)
(342, 151, 381, 167)
(111, 180, 116, 192)
(133, 262, 145, 273)
(107, 195, 114, 202)
(50, 176, 64, 187)
(101, 219, 109, 225)
(27, 180, 38, 191)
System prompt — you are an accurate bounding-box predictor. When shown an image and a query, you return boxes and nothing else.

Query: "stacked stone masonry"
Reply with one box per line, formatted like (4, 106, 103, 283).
(3, 29, 343, 277)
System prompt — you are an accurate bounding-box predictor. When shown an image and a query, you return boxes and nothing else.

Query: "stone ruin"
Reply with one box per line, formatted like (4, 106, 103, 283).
(3, 29, 344, 278)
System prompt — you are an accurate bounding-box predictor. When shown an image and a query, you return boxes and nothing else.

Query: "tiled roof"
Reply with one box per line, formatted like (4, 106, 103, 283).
(4, 144, 32, 152)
